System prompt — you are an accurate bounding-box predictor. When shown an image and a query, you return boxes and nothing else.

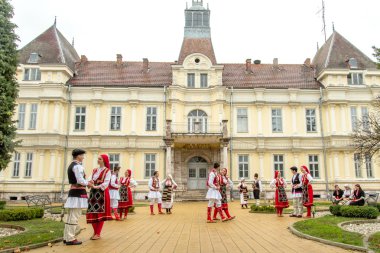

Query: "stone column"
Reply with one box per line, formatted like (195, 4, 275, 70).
(334, 152, 339, 179)
(129, 152, 135, 170)
(259, 153, 264, 178)
(223, 143, 228, 169)
(293, 153, 299, 167)
(38, 150, 45, 180)
(42, 101, 49, 132)
(94, 104, 100, 134)
(131, 104, 137, 134)
(330, 105, 336, 134)
(49, 151, 56, 180)
(340, 105, 347, 134)
(53, 102, 60, 132)
(292, 106, 297, 135)
(93, 151, 98, 168)
(344, 151, 350, 179)
(257, 106, 263, 136)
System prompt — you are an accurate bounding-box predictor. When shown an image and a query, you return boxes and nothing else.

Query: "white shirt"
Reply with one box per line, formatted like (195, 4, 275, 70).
(208, 172, 218, 189)
(110, 174, 120, 189)
(72, 163, 88, 186)
(91, 167, 111, 191)
(149, 177, 160, 191)
(253, 179, 263, 192)
(270, 178, 287, 188)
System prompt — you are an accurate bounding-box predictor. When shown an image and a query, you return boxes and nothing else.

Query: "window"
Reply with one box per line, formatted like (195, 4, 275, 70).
(25, 153, 33, 177)
(146, 107, 157, 131)
(237, 108, 248, 133)
(145, 154, 156, 178)
(361, 107, 369, 130)
(306, 109, 317, 132)
(28, 53, 39, 63)
(110, 107, 121, 130)
(308, 155, 319, 178)
(354, 153, 362, 178)
(23, 68, 41, 81)
(189, 168, 196, 178)
(273, 155, 284, 177)
(272, 108, 283, 132)
(185, 12, 192, 26)
(199, 168, 207, 178)
(238, 155, 249, 178)
(29, 104, 38, 129)
(351, 107, 358, 131)
(193, 12, 202, 26)
(187, 73, 195, 88)
(188, 110, 207, 133)
(365, 154, 373, 178)
(109, 154, 120, 171)
(200, 74, 208, 88)
(347, 73, 363, 85)
(17, 104, 26, 129)
(13, 152, 20, 177)
(74, 107, 86, 130)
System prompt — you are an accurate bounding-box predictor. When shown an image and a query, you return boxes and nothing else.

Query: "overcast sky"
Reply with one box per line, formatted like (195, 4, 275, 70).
(11, 0, 380, 64)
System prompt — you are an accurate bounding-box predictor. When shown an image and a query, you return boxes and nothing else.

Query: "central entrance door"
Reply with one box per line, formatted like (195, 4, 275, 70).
(187, 156, 208, 190)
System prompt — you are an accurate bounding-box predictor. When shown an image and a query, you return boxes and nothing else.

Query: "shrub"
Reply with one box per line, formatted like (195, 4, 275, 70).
(376, 203, 380, 212)
(329, 205, 342, 216)
(0, 207, 44, 221)
(0, 201, 5, 210)
(340, 206, 379, 219)
(250, 205, 276, 213)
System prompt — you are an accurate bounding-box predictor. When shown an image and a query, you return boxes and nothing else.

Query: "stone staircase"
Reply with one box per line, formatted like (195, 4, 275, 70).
(175, 190, 208, 201)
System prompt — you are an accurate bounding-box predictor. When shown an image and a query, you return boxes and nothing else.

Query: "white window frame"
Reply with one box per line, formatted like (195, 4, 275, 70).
(354, 153, 362, 178)
(146, 107, 157, 131)
(187, 73, 195, 88)
(306, 108, 317, 132)
(110, 106, 121, 131)
(365, 154, 373, 178)
(271, 108, 283, 132)
(308, 155, 320, 179)
(347, 72, 364, 85)
(74, 106, 86, 131)
(23, 68, 41, 81)
(29, 103, 38, 129)
(351, 107, 358, 131)
(25, 153, 33, 177)
(144, 154, 156, 178)
(237, 108, 248, 133)
(238, 155, 249, 179)
(13, 152, 21, 177)
(200, 73, 208, 88)
(109, 154, 120, 171)
(361, 107, 369, 130)
(17, 104, 26, 129)
(273, 154, 284, 177)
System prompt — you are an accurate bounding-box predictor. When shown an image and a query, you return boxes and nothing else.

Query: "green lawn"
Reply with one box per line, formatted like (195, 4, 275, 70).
(293, 215, 364, 246)
(369, 232, 380, 253)
(0, 219, 64, 250)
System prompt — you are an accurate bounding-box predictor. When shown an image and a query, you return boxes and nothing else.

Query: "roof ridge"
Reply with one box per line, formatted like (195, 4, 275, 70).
(324, 32, 335, 68)
(53, 25, 66, 64)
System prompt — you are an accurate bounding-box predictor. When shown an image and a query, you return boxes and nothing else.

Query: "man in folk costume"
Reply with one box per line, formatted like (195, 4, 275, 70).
(300, 165, 313, 218)
(118, 169, 137, 220)
(206, 163, 226, 223)
(252, 173, 262, 206)
(148, 171, 163, 215)
(213, 168, 235, 221)
(86, 154, 112, 240)
(289, 166, 303, 218)
(109, 165, 121, 220)
(270, 171, 289, 217)
(63, 149, 92, 245)
(161, 174, 178, 214)
(237, 178, 249, 208)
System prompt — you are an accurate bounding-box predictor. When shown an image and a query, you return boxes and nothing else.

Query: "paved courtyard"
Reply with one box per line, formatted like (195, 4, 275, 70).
(31, 202, 352, 253)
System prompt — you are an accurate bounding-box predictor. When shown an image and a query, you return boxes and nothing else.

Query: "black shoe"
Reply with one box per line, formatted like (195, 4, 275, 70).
(65, 240, 82, 245)
(63, 240, 66, 244)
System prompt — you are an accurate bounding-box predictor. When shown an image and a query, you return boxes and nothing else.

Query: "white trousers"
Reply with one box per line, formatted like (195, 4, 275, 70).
(292, 197, 303, 215)
(110, 199, 119, 209)
(150, 198, 162, 205)
(208, 199, 221, 208)
(63, 208, 82, 242)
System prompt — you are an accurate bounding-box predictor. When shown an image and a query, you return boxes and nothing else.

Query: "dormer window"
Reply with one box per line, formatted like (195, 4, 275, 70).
(27, 53, 39, 64)
(348, 58, 358, 69)
(347, 72, 363, 85)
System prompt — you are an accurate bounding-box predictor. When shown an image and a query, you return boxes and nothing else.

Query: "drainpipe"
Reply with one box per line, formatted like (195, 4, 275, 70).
(60, 83, 72, 202)
(319, 87, 329, 199)
(229, 86, 234, 200)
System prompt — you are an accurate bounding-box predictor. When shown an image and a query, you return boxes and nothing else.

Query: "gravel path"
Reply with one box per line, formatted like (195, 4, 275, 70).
(0, 228, 22, 238)
(342, 223, 380, 235)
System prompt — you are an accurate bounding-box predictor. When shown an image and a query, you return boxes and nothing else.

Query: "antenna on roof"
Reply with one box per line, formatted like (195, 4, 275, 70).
(332, 22, 335, 32)
(54, 16, 57, 26)
(322, 0, 327, 42)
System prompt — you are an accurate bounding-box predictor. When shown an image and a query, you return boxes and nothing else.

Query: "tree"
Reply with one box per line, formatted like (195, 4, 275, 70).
(352, 97, 380, 159)
(373, 46, 380, 69)
(0, 0, 20, 171)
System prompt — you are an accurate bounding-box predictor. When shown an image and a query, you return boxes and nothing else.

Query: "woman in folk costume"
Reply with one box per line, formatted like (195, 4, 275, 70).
(213, 168, 235, 221)
(237, 178, 249, 208)
(86, 154, 112, 240)
(252, 173, 262, 206)
(109, 165, 121, 220)
(148, 171, 163, 215)
(118, 169, 137, 220)
(270, 171, 289, 217)
(300, 165, 313, 218)
(161, 174, 178, 214)
(206, 162, 226, 223)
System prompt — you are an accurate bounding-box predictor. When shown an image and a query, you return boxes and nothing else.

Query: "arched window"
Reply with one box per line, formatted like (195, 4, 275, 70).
(188, 110, 207, 133)
(188, 156, 208, 163)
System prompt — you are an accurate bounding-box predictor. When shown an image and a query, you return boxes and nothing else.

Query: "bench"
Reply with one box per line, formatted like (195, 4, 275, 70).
(365, 192, 379, 206)
(24, 195, 52, 208)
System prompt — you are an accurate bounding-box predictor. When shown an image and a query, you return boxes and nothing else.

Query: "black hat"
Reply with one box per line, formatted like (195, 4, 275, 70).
(72, 149, 86, 157)
(290, 166, 298, 172)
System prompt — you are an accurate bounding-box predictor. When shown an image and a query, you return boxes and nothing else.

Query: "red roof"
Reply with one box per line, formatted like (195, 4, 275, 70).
(178, 38, 217, 64)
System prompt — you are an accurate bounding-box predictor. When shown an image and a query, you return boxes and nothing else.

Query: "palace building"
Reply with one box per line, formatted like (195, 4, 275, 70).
(1, 0, 379, 201)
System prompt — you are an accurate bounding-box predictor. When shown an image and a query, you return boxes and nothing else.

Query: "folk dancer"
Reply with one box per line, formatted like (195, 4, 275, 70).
(63, 149, 92, 245)
(118, 169, 137, 220)
(252, 173, 262, 206)
(206, 163, 226, 223)
(289, 166, 303, 218)
(300, 165, 314, 218)
(109, 165, 121, 220)
(238, 178, 249, 208)
(213, 168, 235, 221)
(86, 154, 112, 240)
(161, 174, 178, 214)
(270, 171, 289, 217)
(148, 171, 163, 215)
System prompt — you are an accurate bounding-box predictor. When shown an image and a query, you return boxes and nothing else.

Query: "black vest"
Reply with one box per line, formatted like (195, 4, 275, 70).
(68, 161, 79, 184)
(67, 161, 87, 198)
(292, 173, 302, 193)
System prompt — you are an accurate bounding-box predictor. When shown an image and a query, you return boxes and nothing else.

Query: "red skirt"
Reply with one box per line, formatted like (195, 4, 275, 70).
(303, 184, 314, 207)
(119, 187, 133, 209)
(274, 188, 289, 209)
(86, 188, 112, 223)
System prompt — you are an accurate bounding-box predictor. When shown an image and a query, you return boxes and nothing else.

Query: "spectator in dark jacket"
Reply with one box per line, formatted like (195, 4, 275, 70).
(349, 184, 365, 206)
(332, 185, 344, 205)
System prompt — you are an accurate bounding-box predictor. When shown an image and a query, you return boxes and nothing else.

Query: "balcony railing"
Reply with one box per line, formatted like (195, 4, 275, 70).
(171, 122, 223, 134)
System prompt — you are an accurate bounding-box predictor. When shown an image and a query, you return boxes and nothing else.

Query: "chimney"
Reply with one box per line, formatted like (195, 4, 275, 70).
(143, 58, 149, 72)
(273, 58, 278, 67)
(80, 55, 87, 63)
(116, 54, 123, 66)
(245, 59, 252, 72)
(304, 58, 311, 67)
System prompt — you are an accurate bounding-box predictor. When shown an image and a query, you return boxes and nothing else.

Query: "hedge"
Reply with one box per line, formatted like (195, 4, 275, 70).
(0, 207, 44, 221)
(250, 205, 276, 213)
(329, 205, 379, 219)
(0, 201, 5, 210)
